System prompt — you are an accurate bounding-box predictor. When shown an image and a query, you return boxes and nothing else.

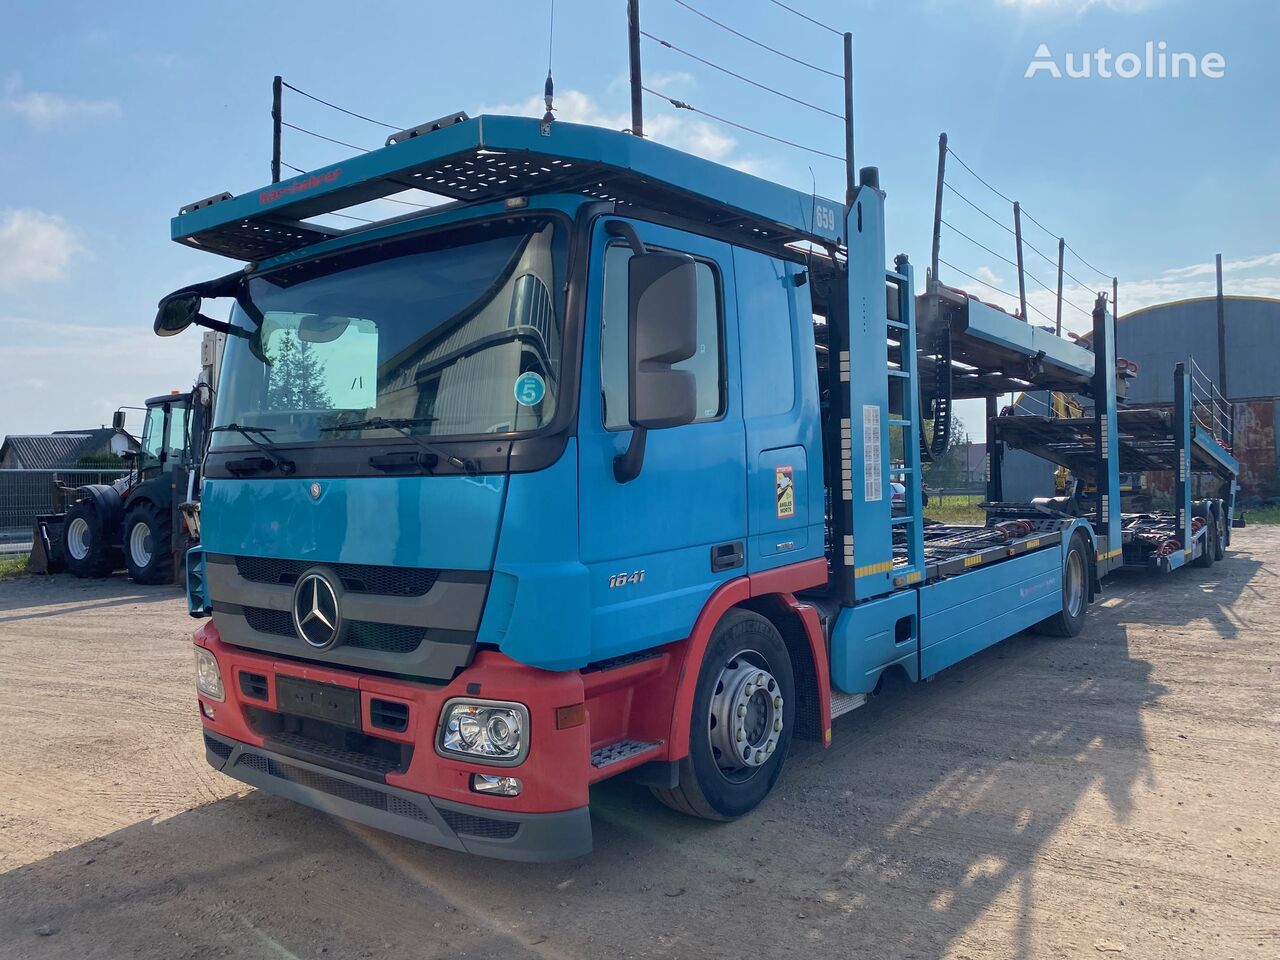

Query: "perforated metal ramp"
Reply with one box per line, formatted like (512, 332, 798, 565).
(172, 115, 846, 263)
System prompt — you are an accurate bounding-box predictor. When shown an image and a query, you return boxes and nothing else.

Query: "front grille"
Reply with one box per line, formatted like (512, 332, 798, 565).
(239, 671, 269, 701)
(233, 752, 434, 823)
(243, 606, 295, 637)
(438, 808, 520, 840)
(346, 621, 425, 653)
(370, 698, 410, 733)
(204, 734, 233, 761)
(234, 556, 439, 596)
(241, 606, 426, 654)
(269, 730, 405, 778)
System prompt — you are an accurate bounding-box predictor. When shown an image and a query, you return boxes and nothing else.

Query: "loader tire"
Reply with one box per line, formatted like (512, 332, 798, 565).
(60, 500, 115, 579)
(123, 501, 174, 585)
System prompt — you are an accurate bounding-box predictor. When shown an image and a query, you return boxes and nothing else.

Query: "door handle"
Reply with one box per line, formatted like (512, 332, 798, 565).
(711, 541, 745, 573)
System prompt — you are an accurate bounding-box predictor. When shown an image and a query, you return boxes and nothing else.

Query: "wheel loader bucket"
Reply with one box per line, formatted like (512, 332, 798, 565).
(28, 513, 65, 575)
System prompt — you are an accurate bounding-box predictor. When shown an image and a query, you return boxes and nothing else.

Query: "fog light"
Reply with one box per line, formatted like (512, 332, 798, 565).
(200, 700, 216, 720)
(437, 698, 528, 765)
(471, 774, 522, 797)
(194, 647, 224, 702)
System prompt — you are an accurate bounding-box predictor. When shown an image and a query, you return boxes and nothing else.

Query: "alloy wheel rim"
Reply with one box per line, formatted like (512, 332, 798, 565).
(708, 648, 784, 782)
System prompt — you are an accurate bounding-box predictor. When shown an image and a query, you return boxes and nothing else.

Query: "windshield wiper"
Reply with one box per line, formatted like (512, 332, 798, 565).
(320, 417, 477, 475)
(210, 424, 296, 475)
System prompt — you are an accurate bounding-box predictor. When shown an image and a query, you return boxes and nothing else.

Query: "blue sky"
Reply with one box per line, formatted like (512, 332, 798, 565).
(1, 0, 1276, 440)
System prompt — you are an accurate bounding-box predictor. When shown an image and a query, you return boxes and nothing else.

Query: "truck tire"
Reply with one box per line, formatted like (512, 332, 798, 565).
(59, 500, 115, 578)
(1036, 532, 1089, 638)
(123, 501, 174, 585)
(1193, 516, 1217, 569)
(1212, 503, 1226, 560)
(651, 609, 795, 821)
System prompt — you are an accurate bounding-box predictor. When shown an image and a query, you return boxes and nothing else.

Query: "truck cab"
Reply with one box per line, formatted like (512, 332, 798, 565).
(168, 114, 1109, 861)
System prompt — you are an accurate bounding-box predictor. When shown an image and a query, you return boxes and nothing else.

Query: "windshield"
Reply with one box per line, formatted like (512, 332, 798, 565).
(211, 217, 567, 450)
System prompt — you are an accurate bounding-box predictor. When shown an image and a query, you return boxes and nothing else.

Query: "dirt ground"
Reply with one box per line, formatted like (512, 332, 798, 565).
(0, 530, 1276, 960)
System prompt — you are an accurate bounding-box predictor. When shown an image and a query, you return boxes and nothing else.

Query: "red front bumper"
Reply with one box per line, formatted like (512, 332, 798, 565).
(194, 620, 595, 858)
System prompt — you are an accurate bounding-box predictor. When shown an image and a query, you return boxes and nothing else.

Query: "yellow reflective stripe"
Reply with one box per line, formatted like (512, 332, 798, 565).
(854, 560, 894, 577)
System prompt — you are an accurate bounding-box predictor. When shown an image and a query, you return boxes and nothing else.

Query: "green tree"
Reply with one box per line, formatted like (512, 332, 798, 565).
(267, 331, 332, 410)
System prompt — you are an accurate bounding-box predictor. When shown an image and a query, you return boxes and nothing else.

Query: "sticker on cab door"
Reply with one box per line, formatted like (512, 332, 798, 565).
(776, 465, 795, 518)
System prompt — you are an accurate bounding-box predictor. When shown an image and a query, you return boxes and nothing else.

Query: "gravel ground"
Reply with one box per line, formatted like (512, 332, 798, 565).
(0, 529, 1276, 959)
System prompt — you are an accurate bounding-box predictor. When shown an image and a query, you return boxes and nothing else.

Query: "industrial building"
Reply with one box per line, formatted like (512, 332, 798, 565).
(1113, 295, 1279, 498)
(998, 294, 1279, 502)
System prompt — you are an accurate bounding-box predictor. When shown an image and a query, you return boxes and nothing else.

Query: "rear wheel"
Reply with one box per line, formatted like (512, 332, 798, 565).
(123, 501, 174, 584)
(1193, 516, 1217, 569)
(1212, 505, 1226, 561)
(59, 500, 115, 578)
(1036, 533, 1089, 637)
(651, 609, 795, 821)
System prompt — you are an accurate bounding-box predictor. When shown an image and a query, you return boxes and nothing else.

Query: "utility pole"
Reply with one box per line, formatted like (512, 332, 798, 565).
(1055, 237, 1065, 337)
(627, 0, 643, 137)
(1013, 201, 1028, 322)
(930, 133, 947, 283)
(843, 32, 856, 206)
(271, 75, 282, 184)
(1218, 252, 1228, 401)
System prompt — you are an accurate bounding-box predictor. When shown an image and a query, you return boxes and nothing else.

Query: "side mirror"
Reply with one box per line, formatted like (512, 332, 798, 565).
(154, 293, 202, 337)
(614, 251, 699, 483)
(119, 450, 137, 462)
(628, 253, 699, 429)
(111, 410, 126, 432)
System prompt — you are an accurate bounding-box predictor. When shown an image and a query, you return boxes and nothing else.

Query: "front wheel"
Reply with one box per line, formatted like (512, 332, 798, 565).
(651, 609, 795, 821)
(59, 500, 115, 578)
(123, 502, 174, 584)
(1036, 532, 1090, 637)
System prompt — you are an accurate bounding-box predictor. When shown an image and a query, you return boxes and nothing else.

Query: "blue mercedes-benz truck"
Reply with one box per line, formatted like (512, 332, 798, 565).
(158, 101, 1220, 860)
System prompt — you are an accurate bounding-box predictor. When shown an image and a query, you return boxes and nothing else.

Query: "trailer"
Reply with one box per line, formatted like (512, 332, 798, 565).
(153, 88, 1242, 859)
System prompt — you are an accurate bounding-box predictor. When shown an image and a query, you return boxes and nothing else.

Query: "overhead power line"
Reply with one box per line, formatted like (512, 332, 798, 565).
(642, 85, 843, 161)
(281, 121, 372, 153)
(767, 0, 843, 36)
(668, 0, 842, 79)
(641, 30, 842, 119)
(281, 81, 402, 131)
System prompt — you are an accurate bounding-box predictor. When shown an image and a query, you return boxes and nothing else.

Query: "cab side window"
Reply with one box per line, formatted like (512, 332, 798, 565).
(601, 243, 725, 430)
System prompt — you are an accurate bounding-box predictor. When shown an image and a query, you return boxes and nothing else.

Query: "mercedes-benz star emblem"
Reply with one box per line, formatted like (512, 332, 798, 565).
(292, 570, 343, 649)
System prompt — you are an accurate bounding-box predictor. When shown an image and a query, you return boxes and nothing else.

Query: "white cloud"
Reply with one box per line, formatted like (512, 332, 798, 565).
(945, 250, 1280, 336)
(975, 266, 1003, 287)
(0, 316, 197, 439)
(1157, 252, 1280, 280)
(482, 88, 763, 175)
(2, 74, 121, 128)
(0, 209, 83, 291)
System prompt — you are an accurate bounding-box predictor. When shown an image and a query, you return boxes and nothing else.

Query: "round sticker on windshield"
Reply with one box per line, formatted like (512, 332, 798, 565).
(513, 371, 546, 407)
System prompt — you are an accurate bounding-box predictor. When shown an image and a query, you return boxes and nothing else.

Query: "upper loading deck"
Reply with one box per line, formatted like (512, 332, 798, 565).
(172, 114, 847, 264)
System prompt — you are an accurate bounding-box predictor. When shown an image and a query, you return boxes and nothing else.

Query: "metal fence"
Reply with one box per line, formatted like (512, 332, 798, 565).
(0, 469, 127, 541)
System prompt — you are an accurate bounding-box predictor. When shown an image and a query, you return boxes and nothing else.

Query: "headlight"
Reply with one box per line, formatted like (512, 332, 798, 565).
(437, 699, 528, 766)
(194, 647, 225, 702)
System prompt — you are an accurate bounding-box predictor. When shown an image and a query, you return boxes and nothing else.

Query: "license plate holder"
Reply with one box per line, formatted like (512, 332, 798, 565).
(275, 676, 360, 729)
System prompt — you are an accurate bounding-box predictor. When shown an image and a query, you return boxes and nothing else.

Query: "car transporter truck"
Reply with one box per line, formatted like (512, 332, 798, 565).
(156, 58, 1240, 860)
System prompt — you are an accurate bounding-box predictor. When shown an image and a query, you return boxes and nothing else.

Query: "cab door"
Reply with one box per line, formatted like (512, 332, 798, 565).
(577, 218, 746, 662)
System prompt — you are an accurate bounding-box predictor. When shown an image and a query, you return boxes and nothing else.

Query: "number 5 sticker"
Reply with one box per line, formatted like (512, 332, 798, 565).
(514, 371, 546, 407)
